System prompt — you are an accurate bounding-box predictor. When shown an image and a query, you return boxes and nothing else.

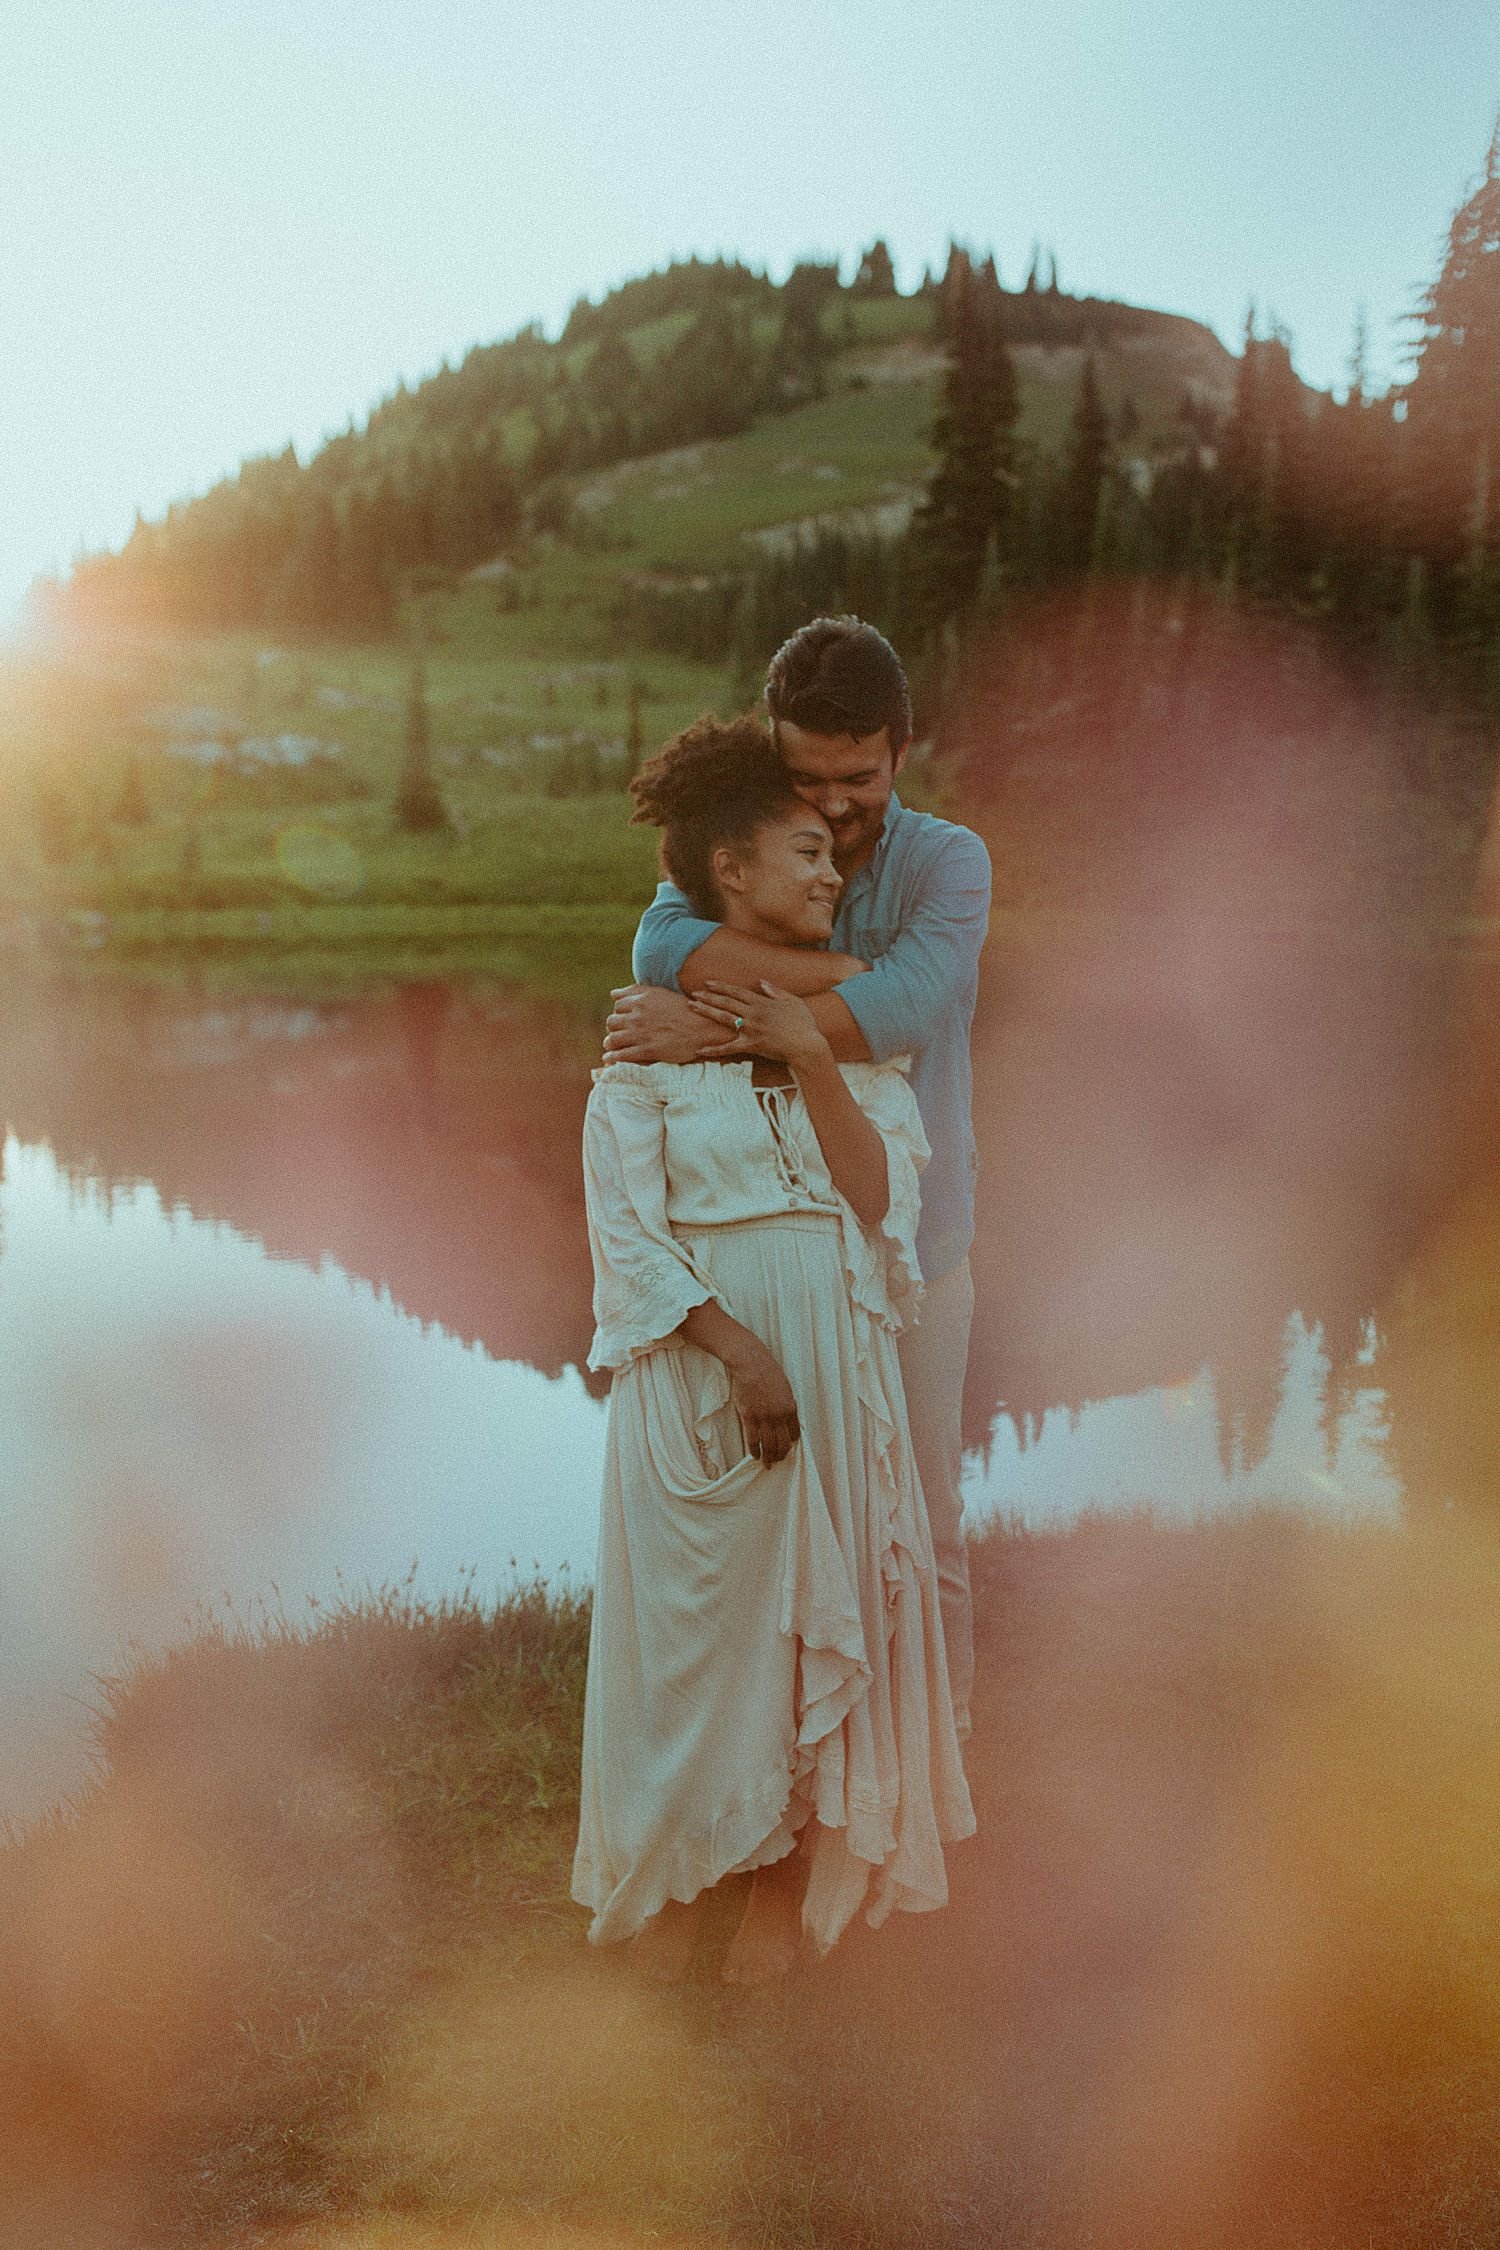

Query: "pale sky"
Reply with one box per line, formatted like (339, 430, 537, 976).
(3, 0, 1498, 624)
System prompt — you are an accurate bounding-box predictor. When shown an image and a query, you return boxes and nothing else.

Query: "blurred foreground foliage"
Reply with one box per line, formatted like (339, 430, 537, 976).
(1, 1508, 1497, 2250)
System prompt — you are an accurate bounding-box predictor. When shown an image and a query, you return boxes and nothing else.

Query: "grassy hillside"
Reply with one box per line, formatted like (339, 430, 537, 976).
(1, 282, 1238, 992)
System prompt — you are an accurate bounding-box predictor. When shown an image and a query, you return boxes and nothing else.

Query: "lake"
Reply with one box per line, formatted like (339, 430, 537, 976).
(0, 917, 1465, 1824)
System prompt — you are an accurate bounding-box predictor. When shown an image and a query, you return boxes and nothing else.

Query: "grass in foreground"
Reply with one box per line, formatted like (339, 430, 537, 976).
(2, 1507, 1498, 2250)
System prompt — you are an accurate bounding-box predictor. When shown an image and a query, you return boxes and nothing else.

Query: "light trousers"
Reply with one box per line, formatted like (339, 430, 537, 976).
(896, 1255, 975, 1737)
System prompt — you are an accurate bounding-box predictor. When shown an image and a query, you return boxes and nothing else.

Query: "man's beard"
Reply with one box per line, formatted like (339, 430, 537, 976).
(830, 809, 881, 872)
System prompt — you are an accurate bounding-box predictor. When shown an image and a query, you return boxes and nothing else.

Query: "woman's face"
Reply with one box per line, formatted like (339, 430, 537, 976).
(715, 804, 842, 945)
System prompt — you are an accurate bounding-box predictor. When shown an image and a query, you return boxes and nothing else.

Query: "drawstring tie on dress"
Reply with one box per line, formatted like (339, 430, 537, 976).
(755, 1085, 808, 1199)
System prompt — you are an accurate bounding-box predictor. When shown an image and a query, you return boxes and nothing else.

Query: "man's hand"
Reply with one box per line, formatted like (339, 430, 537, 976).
(603, 984, 738, 1065)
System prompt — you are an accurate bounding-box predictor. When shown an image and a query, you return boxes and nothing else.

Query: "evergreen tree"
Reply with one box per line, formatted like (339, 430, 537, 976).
(853, 239, 897, 297)
(1221, 305, 1264, 509)
(1220, 313, 1312, 593)
(624, 678, 645, 781)
(580, 328, 643, 461)
(650, 300, 759, 443)
(1412, 125, 1500, 598)
(338, 492, 397, 635)
(770, 262, 838, 404)
(1319, 309, 1398, 616)
(269, 490, 343, 634)
(394, 654, 449, 831)
(1063, 355, 1112, 568)
(1454, 442, 1500, 646)
(931, 243, 973, 341)
(1406, 127, 1500, 571)
(905, 256, 1020, 634)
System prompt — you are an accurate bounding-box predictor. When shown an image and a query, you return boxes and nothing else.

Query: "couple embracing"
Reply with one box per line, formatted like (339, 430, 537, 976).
(572, 617, 991, 1982)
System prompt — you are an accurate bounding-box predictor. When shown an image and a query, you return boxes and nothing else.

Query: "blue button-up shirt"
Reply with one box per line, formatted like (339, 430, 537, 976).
(632, 794, 991, 1282)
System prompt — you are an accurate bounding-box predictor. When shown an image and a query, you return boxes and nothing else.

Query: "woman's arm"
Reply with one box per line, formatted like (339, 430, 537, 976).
(679, 1300, 801, 1464)
(690, 981, 890, 1226)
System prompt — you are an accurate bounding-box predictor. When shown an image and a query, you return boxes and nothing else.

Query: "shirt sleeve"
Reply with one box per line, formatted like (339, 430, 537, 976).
(581, 1066, 725, 1371)
(631, 880, 723, 992)
(839, 1062, 930, 1324)
(833, 828, 991, 1062)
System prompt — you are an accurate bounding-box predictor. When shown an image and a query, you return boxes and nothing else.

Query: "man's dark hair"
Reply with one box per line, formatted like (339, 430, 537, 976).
(765, 615, 912, 754)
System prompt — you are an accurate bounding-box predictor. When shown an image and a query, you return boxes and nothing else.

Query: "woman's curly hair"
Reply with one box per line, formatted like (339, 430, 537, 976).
(629, 712, 801, 918)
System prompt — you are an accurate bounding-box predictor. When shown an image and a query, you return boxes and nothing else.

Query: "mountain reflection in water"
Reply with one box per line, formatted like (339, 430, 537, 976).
(0, 912, 1466, 1820)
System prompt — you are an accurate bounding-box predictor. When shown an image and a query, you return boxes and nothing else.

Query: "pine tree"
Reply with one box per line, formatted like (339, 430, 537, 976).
(1405, 125, 1500, 569)
(580, 328, 642, 459)
(1221, 305, 1265, 515)
(338, 492, 396, 636)
(624, 678, 645, 781)
(652, 301, 759, 443)
(270, 490, 342, 634)
(853, 239, 897, 298)
(772, 263, 837, 403)
(905, 257, 1020, 634)
(1220, 312, 1310, 593)
(931, 243, 973, 342)
(1319, 308, 1398, 615)
(394, 654, 448, 831)
(1063, 355, 1112, 568)
(1454, 443, 1500, 646)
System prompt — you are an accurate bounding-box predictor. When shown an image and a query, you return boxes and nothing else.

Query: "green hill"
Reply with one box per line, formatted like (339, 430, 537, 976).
(51, 255, 1237, 651)
(0, 254, 1240, 979)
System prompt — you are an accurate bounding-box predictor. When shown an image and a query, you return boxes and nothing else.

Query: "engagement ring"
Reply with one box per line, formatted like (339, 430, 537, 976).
(733, 1015, 745, 1032)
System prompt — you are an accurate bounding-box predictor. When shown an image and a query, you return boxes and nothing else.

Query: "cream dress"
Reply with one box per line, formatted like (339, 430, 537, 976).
(571, 1058, 975, 1953)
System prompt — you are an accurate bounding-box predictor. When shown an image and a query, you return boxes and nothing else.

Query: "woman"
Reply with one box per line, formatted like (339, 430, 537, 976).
(572, 715, 973, 1982)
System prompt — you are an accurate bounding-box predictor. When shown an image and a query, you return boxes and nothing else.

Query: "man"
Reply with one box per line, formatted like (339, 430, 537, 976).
(605, 616, 990, 1736)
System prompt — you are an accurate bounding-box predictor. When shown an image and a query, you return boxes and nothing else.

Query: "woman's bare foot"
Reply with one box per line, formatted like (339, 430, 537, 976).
(721, 1851, 806, 1984)
(629, 1897, 702, 1982)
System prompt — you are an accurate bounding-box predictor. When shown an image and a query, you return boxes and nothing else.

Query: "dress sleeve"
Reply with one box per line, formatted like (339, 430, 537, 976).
(838, 1060, 930, 1331)
(582, 1066, 725, 1372)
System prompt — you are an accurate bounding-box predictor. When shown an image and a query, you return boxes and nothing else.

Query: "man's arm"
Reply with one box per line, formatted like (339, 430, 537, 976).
(613, 830, 991, 1066)
(830, 829, 992, 1064)
(610, 881, 870, 1064)
(688, 827, 992, 1065)
(608, 882, 733, 1065)
(632, 880, 719, 992)
(675, 927, 867, 998)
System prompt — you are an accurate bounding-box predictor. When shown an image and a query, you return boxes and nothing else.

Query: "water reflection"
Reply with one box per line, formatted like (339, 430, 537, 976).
(0, 924, 1464, 1823)
(968, 1314, 1400, 1533)
(0, 1133, 606, 1822)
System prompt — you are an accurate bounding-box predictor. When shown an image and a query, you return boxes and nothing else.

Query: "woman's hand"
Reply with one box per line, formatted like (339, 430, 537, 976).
(679, 1301, 800, 1463)
(688, 980, 829, 1068)
(723, 1335, 801, 1464)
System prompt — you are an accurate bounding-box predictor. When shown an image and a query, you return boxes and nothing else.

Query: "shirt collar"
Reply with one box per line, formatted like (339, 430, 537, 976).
(845, 793, 901, 891)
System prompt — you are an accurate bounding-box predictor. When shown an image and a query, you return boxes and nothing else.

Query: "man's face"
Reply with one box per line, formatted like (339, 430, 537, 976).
(775, 719, 906, 875)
